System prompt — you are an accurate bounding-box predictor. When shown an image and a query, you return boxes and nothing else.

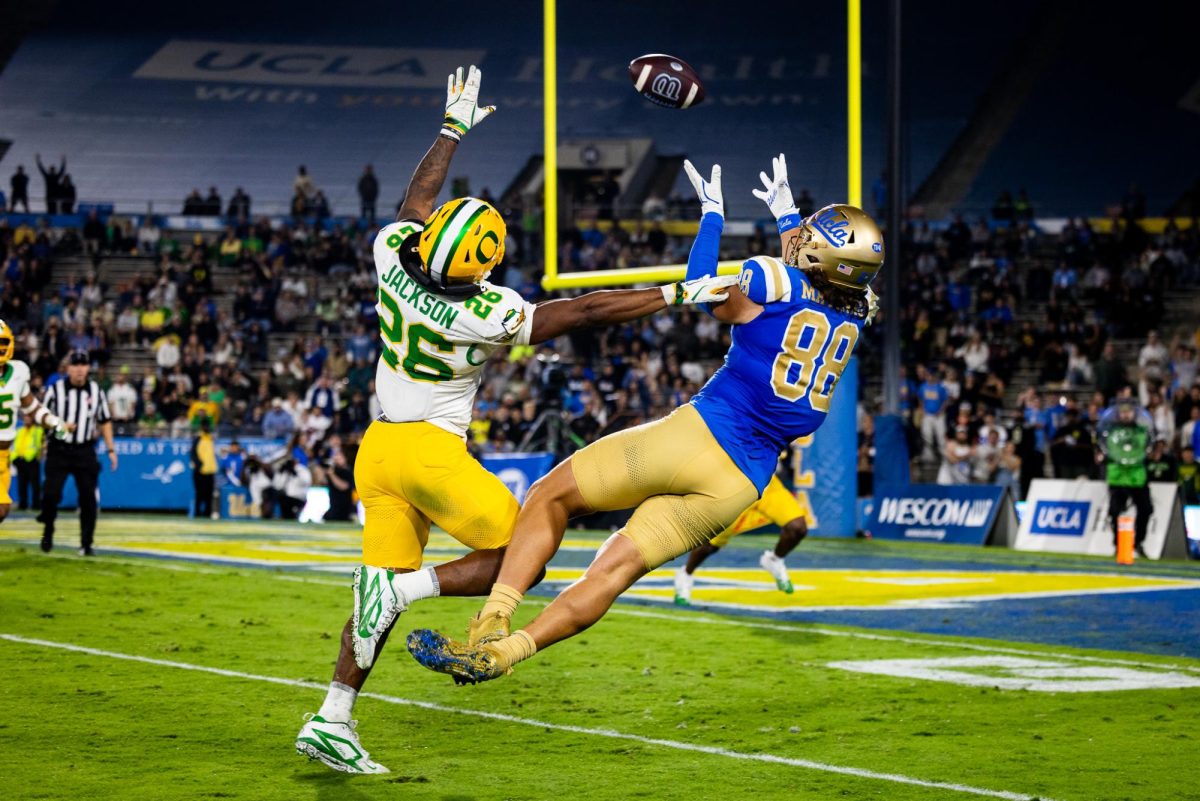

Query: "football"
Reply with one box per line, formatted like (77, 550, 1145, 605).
(628, 53, 704, 109)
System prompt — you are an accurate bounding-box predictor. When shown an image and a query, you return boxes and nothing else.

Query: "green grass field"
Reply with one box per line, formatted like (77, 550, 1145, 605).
(3, 531, 1199, 801)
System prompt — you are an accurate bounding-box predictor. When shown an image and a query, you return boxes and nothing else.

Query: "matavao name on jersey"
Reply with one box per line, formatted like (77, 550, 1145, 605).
(379, 264, 460, 329)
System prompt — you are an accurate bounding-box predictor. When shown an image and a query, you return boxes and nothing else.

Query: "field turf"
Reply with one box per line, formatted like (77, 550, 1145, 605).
(1, 515, 1198, 801)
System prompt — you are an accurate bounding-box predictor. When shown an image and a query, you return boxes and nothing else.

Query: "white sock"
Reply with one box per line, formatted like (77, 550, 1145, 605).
(317, 681, 357, 722)
(393, 567, 440, 604)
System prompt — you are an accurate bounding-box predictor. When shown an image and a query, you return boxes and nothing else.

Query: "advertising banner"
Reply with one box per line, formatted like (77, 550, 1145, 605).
(869, 484, 1015, 546)
(1013, 480, 1189, 560)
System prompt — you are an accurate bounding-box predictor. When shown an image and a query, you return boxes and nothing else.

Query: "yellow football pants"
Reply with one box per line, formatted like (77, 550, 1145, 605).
(571, 404, 759, 569)
(0, 449, 10, 505)
(709, 474, 805, 547)
(355, 420, 518, 570)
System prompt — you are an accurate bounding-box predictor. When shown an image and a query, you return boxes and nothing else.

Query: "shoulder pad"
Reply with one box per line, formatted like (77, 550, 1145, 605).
(738, 256, 794, 304)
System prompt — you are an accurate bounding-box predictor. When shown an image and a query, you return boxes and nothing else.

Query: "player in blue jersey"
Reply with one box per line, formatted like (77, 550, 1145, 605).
(406, 154, 884, 683)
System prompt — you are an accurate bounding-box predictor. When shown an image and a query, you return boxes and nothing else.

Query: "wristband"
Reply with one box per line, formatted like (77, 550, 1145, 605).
(440, 116, 468, 142)
(776, 212, 802, 235)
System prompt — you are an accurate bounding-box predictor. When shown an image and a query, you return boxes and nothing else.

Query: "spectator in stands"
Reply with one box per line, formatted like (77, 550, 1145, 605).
(304, 374, 339, 419)
(60, 175, 76, 214)
(1049, 405, 1094, 479)
(182, 189, 204, 215)
(227, 187, 251, 219)
(938, 426, 974, 485)
(108, 367, 138, 427)
(956, 331, 989, 377)
(312, 190, 331, 221)
(82, 211, 105, 258)
(1145, 438, 1177, 483)
(1179, 447, 1200, 504)
(1180, 405, 1200, 453)
(9, 165, 30, 213)
(137, 217, 162, 255)
(293, 165, 316, 204)
(972, 427, 1002, 483)
(995, 441, 1022, 500)
(357, 165, 379, 224)
(918, 365, 949, 463)
(1014, 189, 1033, 221)
(262, 398, 295, 439)
(35, 154, 66, 214)
(203, 187, 222, 216)
(1094, 342, 1127, 401)
(1170, 343, 1198, 396)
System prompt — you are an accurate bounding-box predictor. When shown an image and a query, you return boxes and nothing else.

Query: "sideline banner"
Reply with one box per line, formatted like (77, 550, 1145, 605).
(54, 436, 284, 511)
(479, 452, 555, 504)
(1013, 479, 1188, 560)
(868, 484, 1015, 546)
(36, 437, 556, 512)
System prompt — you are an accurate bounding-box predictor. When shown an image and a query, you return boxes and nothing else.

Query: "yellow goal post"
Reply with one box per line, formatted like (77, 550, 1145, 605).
(539, 0, 861, 290)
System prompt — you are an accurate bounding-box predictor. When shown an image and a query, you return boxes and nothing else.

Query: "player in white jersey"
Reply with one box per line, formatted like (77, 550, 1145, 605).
(0, 319, 73, 522)
(296, 65, 736, 774)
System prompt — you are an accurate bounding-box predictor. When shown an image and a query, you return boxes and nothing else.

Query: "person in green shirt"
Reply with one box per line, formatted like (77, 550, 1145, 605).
(1178, 446, 1200, 505)
(1096, 399, 1153, 556)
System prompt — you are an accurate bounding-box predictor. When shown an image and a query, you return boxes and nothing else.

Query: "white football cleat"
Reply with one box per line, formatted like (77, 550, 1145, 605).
(759, 550, 794, 594)
(673, 567, 694, 606)
(295, 714, 389, 774)
(352, 565, 408, 669)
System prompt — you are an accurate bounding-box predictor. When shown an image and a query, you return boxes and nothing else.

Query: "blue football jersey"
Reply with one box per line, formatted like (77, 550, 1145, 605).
(692, 256, 864, 493)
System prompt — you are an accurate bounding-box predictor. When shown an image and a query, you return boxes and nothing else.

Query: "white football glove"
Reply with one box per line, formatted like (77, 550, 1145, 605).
(682, 160, 724, 218)
(864, 286, 880, 325)
(751, 153, 799, 222)
(662, 274, 739, 307)
(441, 65, 496, 142)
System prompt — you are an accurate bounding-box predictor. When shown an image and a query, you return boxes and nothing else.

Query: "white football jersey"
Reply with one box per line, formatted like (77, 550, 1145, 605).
(0, 359, 32, 442)
(371, 220, 536, 437)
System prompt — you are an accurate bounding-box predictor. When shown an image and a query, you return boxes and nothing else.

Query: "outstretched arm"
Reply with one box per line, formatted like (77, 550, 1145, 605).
(19, 388, 71, 436)
(396, 65, 495, 222)
(528, 276, 736, 344)
(396, 138, 456, 222)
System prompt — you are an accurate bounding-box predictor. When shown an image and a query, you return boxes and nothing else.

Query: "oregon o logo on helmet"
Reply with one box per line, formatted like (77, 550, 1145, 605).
(475, 230, 499, 264)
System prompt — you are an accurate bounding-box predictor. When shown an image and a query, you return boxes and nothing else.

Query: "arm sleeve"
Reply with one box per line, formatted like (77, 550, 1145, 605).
(96, 387, 112, 423)
(685, 212, 724, 281)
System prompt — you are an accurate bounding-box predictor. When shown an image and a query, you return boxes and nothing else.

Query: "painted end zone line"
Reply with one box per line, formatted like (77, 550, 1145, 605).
(1, 633, 1052, 801)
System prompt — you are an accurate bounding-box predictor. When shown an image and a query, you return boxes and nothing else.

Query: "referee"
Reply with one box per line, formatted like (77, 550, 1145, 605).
(38, 351, 118, 556)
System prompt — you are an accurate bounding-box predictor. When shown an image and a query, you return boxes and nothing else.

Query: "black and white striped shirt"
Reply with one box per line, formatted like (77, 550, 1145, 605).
(43, 379, 111, 445)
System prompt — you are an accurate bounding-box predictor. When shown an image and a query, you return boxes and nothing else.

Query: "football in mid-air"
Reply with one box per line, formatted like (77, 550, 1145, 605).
(628, 53, 704, 109)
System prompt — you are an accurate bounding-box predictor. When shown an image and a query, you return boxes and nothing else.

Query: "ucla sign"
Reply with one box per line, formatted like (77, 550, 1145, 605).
(135, 41, 484, 88)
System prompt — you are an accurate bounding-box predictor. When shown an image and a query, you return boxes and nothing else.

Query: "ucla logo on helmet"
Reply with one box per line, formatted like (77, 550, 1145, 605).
(812, 209, 850, 248)
(872, 242, 882, 253)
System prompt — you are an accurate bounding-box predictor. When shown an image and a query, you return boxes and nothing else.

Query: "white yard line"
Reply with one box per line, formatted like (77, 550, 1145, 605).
(11, 547, 1199, 674)
(0, 633, 1055, 801)
(607, 608, 1200, 674)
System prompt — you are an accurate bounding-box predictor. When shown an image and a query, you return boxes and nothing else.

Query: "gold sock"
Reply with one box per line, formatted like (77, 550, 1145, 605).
(480, 582, 523, 620)
(486, 630, 537, 669)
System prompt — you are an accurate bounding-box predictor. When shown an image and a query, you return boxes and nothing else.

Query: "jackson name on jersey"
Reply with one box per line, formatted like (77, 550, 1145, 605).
(0, 360, 33, 443)
(372, 220, 536, 437)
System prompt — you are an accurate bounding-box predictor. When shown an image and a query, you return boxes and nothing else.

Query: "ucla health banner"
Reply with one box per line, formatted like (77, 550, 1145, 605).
(788, 357, 858, 537)
(870, 484, 1011, 545)
(480, 452, 555, 504)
